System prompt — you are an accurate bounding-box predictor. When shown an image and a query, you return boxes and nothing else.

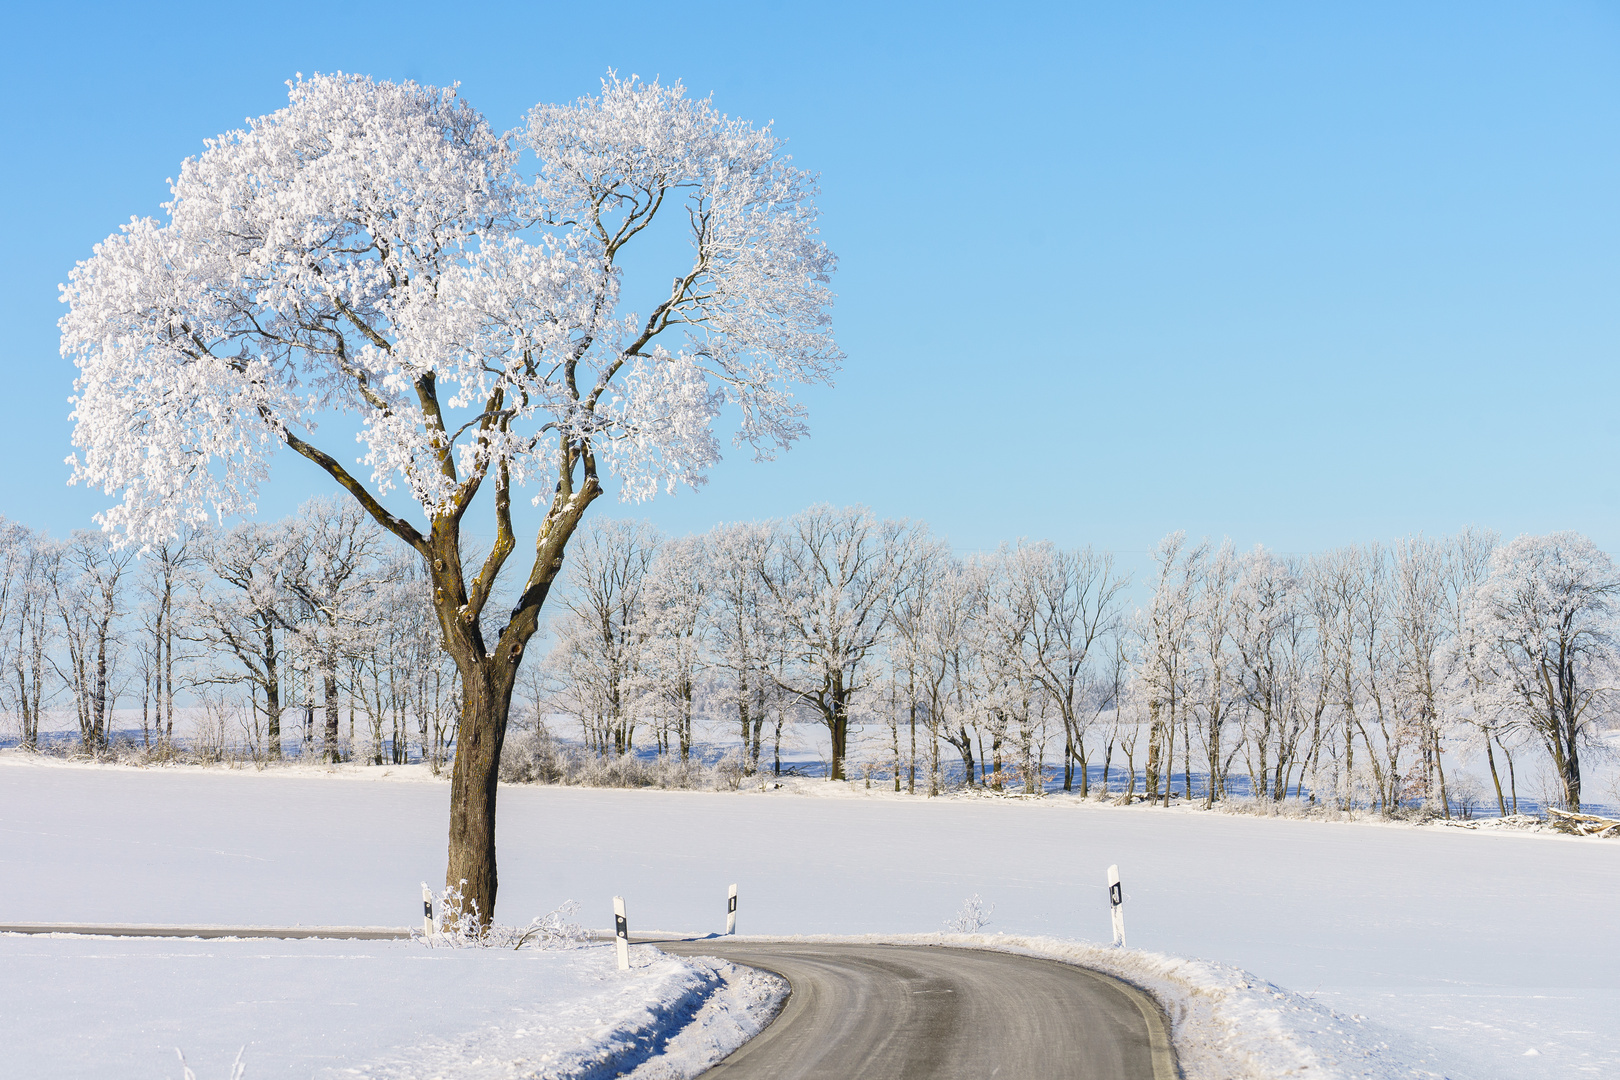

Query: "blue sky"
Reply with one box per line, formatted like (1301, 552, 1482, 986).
(3, 1, 1616, 565)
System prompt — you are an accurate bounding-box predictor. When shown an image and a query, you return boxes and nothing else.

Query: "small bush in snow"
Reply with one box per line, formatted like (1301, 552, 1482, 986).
(498, 728, 757, 792)
(175, 1046, 244, 1080)
(418, 880, 585, 949)
(714, 749, 748, 791)
(945, 894, 994, 933)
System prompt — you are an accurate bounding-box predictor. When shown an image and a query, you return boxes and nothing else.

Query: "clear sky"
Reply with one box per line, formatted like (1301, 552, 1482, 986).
(3, 1, 1616, 568)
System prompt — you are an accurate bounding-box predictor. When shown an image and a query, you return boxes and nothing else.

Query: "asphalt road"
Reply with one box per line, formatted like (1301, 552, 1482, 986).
(656, 940, 1178, 1080)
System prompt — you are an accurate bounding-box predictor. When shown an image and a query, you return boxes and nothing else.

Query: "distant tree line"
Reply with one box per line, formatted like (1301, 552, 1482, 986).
(537, 510, 1618, 814)
(3, 503, 1615, 813)
(0, 497, 460, 766)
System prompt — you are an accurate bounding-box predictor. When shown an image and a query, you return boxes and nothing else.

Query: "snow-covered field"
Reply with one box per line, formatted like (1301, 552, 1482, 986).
(2, 754, 1616, 1078)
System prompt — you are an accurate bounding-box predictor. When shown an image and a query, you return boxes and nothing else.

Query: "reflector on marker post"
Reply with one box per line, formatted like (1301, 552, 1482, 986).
(1107, 864, 1125, 948)
(613, 896, 630, 970)
(421, 883, 435, 937)
(726, 883, 738, 936)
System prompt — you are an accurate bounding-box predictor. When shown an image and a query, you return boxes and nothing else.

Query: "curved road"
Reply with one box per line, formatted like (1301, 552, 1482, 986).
(657, 941, 1177, 1080)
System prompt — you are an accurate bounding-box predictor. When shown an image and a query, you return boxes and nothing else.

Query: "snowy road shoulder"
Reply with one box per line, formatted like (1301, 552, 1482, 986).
(0, 934, 784, 1080)
(952, 934, 1455, 1080)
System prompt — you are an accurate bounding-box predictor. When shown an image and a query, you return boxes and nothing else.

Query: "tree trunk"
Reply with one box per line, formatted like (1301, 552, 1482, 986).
(1181, 713, 1192, 803)
(680, 677, 693, 762)
(323, 665, 341, 763)
(1144, 700, 1163, 801)
(445, 660, 515, 926)
(773, 712, 784, 776)
(908, 698, 917, 795)
(947, 727, 974, 788)
(1432, 727, 1449, 819)
(1558, 732, 1581, 812)
(826, 673, 849, 780)
(1063, 728, 1074, 792)
(1484, 735, 1507, 817)
(92, 609, 112, 753)
(1496, 738, 1509, 816)
(751, 705, 765, 770)
(264, 624, 282, 760)
(431, 470, 592, 926)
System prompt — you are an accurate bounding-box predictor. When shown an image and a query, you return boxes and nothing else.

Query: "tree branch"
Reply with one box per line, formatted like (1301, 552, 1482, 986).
(274, 418, 429, 557)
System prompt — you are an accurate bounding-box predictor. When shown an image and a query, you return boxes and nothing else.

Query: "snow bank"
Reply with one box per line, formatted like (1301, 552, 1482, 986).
(618, 956, 787, 1080)
(349, 947, 785, 1080)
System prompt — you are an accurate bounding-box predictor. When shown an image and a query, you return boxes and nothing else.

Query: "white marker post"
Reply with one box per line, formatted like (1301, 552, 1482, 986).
(421, 884, 435, 937)
(726, 883, 738, 936)
(1107, 864, 1125, 948)
(613, 896, 630, 970)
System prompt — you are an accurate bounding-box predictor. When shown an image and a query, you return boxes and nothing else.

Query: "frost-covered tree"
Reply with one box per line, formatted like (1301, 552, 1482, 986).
(282, 497, 388, 763)
(60, 73, 837, 919)
(638, 535, 711, 761)
(1391, 535, 1454, 812)
(1230, 547, 1313, 802)
(1438, 530, 1508, 811)
(190, 520, 299, 758)
(545, 518, 659, 756)
(1021, 543, 1127, 794)
(1188, 542, 1238, 807)
(0, 520, 22, 675)
(0, 522, 49, 748)
(757, 506, 911, 781)
(3, 529, 59, 751)
(938, 558, 991, 786)
(884, 529, 954, 793)
(348, 551, 433, 765)
(708, 522, 775, 770)
(971, 547, 1035, 791)
(51, 533, 135, 752)
(134, 535, 196, 748)
(1462, 533, 1619, 811)
(1138, 533, 1206, 804)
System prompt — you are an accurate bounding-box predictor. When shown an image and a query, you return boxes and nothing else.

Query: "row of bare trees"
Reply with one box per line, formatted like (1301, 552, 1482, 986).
(5, 501, 1615, 812)
(541, 511, 1618, 812)
(0, 498, 461, 765)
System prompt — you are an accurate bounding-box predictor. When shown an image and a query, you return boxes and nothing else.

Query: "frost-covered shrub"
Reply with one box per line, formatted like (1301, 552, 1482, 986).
(499, 724, 574, 784)
(945, 894, 994, 933)
(1448, 774, 1482, 820)
(497, 730, 752, 792)
(714, 749, 747, 791)
(175, 1046, 244, 1080)
(418, 880, 585, 949)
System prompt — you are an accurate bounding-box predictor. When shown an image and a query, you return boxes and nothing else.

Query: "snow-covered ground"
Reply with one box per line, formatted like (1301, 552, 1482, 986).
(0, 933, 781, 1080)
(2, 753, 1616, 1078)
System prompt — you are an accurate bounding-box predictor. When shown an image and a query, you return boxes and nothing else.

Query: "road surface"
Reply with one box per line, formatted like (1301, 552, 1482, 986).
(656, 940, 1177, 1080)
